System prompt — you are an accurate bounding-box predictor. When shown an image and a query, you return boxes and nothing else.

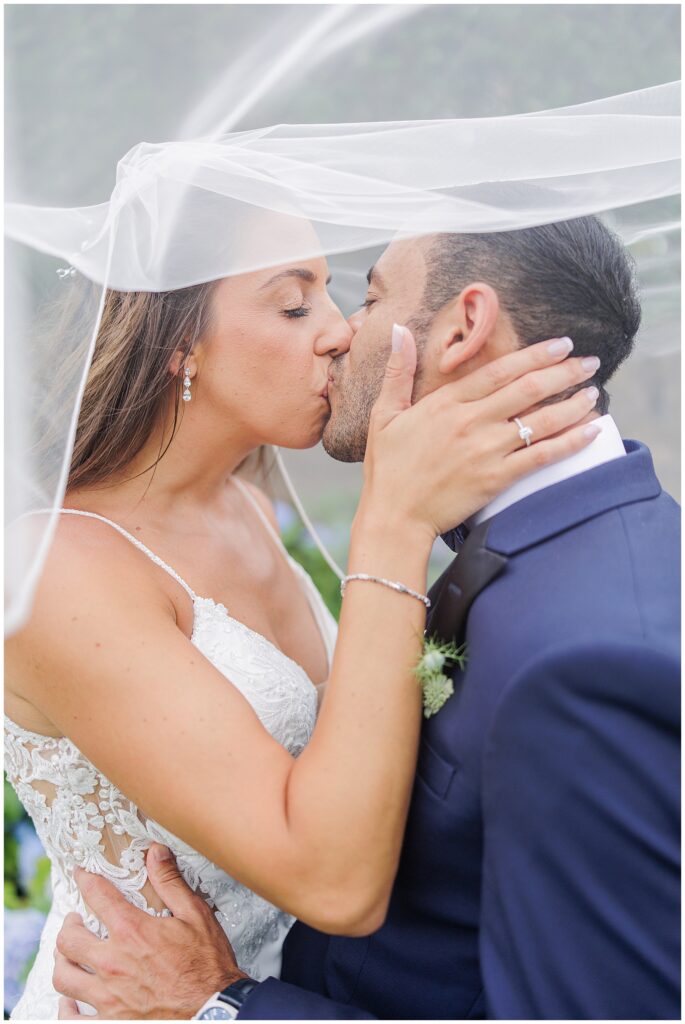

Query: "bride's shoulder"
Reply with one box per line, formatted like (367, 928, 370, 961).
(12, 511, 166, 636)
(45, 509, 140, 572)
(6, 514, 151, 703)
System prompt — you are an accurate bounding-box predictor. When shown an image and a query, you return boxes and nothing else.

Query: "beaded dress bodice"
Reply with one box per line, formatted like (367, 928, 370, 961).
(5, 484, 337, 1020)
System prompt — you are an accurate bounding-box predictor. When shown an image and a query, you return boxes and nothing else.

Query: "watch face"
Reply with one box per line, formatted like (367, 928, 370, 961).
(198, 1006, 234, 1020)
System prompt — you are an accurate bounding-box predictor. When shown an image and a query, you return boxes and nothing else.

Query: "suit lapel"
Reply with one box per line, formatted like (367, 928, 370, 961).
(426, 520, 508, 644)
(425, 442, 660, 646)
(485, 440, 659, 557)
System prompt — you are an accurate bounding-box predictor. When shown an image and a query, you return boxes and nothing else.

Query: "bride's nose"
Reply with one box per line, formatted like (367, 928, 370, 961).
(315, 318, 353, 358)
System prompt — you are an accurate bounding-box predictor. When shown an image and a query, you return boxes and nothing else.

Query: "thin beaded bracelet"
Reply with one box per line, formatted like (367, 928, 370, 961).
(341, 573, 431, 609)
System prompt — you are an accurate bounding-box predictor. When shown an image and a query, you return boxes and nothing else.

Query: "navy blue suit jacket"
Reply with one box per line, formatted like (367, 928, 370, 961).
(240, 441, 680, 1019)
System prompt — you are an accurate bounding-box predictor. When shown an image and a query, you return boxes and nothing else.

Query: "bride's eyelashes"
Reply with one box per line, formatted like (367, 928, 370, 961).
(359, 297, 378, 311)
(282, 302, 312, 319)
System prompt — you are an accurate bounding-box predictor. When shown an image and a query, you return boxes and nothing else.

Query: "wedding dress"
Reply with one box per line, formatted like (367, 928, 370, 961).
(4, 480, 337, 1020)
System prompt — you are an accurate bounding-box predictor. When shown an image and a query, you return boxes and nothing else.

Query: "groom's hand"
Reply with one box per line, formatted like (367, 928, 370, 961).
(54, 844, 247, 1019)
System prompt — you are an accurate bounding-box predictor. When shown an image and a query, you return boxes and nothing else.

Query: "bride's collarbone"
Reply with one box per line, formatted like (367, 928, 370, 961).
(110, 525, 327, 680)
(40, 511, 327, 687)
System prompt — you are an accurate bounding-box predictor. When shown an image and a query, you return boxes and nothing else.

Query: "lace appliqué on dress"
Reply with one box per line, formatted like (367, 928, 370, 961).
(4, 722, 171, 938)
(5, 589, 336, 1019)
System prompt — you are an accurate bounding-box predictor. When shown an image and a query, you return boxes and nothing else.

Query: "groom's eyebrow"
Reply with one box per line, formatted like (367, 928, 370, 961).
(259, 268, 332, 289)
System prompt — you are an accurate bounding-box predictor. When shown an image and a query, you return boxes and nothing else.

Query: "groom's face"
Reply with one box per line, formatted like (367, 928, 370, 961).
(322, 237, 433, 462)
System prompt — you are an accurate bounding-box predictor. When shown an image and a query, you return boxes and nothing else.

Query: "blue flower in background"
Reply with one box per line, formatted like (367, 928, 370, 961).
(274, 500, 297, 533)
(16, 821, 49, 893)
(4, 907, 47, 1016)
(274, 503, 346, 554)
(297, 520, 346, 553)
(312, 523, 343, 549)
(5, 779, 53, 1013)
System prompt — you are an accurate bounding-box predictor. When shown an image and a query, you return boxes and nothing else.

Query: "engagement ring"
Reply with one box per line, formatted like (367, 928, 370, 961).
(513, 416, 534, 447)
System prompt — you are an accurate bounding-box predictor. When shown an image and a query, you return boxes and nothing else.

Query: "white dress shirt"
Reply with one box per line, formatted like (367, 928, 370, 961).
(468, 414, 626, 528)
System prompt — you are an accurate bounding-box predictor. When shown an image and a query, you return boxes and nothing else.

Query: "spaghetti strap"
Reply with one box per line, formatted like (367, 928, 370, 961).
(55, 509, 197, 601)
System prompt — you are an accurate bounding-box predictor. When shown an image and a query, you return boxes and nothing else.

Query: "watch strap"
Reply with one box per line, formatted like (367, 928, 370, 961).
(217, 978, 260, 1011)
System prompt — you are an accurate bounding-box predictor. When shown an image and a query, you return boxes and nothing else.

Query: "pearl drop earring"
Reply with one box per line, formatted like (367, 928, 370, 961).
(182, 366, 192, 403)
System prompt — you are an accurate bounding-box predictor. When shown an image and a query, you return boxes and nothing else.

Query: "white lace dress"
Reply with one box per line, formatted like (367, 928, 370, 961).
(5, 484, 337, 1020)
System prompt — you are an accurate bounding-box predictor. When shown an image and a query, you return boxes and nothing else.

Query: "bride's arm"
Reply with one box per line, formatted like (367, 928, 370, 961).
(315, 681, 328, 709)
(9, 339, 598, 936)
(9, 492, 430, 937)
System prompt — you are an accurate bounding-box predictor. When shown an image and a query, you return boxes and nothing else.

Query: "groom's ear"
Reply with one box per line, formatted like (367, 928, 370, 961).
(436, 282, 500, 375)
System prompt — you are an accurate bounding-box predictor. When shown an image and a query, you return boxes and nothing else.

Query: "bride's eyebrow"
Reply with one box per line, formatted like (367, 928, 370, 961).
(259, 268, 332, 290)
(366, 265, 384, 290)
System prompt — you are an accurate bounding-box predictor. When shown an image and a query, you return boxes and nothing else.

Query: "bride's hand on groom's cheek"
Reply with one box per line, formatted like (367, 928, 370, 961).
(54, 844, 246, 1020)
(362, 329, 600, 540)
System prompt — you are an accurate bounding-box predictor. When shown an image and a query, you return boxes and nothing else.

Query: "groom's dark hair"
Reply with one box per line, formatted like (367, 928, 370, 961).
(418, 215, 641, 413)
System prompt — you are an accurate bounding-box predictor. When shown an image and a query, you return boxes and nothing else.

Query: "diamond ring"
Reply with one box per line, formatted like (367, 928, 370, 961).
(513, 416, 534, 447)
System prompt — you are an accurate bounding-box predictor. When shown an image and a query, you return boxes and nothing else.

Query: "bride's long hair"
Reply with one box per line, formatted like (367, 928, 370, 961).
(67, 282, 216, 491)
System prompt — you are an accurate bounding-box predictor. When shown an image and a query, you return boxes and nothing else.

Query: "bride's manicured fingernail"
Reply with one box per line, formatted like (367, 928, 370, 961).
(585, 386, 600, 404)
(548, 337, 573, 356)
(391, 323, 405, 353)
(584, 422, 602, 439)
(582, 356, 601, 372)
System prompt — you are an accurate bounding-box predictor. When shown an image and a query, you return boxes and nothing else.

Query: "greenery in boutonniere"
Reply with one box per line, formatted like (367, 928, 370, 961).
(415, 636, 467, 718)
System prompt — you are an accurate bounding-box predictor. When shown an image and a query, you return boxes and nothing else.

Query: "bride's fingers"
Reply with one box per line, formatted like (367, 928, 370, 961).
(58, 996, 88, 1020)
(472, 355, 600, 424)
(497, 386, 600, 452)
(502, 419, 602, 483)
(449, 336, 574, 403)
(369, 324, 417, 431)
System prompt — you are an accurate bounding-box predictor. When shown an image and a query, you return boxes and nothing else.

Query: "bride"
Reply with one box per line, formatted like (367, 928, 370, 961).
(5, 243, 595, 1018)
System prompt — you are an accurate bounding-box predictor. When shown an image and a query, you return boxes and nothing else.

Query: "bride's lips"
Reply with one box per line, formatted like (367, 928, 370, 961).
(320, 375, 337, 400)
(318, 371, 338, 405)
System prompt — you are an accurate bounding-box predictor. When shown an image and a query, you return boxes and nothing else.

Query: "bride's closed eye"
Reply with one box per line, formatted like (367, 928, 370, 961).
(282, 302, 312, 318)
(359, 297, 378, 311)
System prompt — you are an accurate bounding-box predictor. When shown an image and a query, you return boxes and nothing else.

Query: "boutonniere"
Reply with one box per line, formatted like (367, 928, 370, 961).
(415, 636, 467, 718)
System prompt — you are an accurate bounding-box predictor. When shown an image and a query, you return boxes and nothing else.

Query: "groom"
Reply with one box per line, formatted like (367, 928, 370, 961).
(55, 217, 680, 1019)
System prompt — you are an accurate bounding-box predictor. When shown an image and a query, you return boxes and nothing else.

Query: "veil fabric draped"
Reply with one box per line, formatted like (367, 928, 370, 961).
(4, 6, 681, 634)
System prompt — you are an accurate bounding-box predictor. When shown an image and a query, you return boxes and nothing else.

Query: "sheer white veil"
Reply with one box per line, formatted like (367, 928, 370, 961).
(5, 5, 681, 634)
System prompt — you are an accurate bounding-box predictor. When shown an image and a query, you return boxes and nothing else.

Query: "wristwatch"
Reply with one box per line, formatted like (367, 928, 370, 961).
(195, 978, 260, 1020)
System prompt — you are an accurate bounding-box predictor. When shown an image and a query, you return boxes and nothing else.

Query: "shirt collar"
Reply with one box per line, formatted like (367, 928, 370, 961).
(467, 414, 626, 529)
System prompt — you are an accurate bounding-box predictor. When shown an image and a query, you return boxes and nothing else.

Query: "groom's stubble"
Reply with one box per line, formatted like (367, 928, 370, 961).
(321, 344, 389, 463)
(322, 238, 434, 464)
(321, 317, 430, 463)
